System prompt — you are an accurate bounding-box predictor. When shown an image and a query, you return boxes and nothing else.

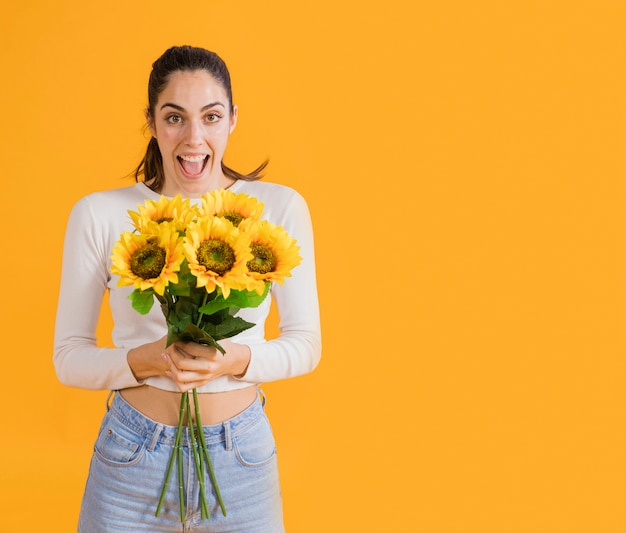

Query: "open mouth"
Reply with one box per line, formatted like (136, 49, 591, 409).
(177, 154, 209, 177)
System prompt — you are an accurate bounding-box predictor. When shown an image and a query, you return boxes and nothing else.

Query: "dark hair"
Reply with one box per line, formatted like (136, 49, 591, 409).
(133, 45, 267, 192)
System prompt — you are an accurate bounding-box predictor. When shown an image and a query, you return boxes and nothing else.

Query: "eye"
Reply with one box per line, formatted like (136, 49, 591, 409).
(205, 113, 222, 123)
(166, 114, 182, 124)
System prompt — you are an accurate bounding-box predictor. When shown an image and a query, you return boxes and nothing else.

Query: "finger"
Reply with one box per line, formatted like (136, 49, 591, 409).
(167, 368, 214, 392)
(166, 348, 205, 371)
(179, 358, 212, 375)
(176, 379, 213, 393)
(175, 342, 218, 360)
(173, 344, 198, 359)
(162, 352, 199, 376)
(168, 358, 216, 381)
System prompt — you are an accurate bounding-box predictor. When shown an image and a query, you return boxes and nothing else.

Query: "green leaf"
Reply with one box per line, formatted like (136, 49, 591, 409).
(129, 289, 155, 315)
(200, 315, 255, 340)
(168, 282, 191, 297)
(168, 261, 196, 296)
(199, 283, 270, 315)
(165, 297, 195, 332)
(174, 297, 197, 319)
(168, 323, 225, 354)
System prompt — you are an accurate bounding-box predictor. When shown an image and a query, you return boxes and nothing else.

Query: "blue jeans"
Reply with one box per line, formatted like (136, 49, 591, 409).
(78, 391, 284, 532)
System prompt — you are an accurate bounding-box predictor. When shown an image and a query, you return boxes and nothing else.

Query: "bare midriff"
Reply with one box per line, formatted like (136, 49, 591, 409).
(120, 384, 259, 426)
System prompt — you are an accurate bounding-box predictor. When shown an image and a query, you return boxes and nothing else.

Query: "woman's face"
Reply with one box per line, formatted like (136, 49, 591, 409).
(148, 70, 238, 197)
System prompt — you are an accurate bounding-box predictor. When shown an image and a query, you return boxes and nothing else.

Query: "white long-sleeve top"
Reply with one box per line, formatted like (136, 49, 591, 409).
(53, 180, 321, 393)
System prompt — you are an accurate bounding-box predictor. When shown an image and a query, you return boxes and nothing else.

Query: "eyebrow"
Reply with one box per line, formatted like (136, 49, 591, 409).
(160, 102, 226, 112)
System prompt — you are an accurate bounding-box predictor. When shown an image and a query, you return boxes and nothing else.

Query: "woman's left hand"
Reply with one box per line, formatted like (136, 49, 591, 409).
(162, 339, 251, 392)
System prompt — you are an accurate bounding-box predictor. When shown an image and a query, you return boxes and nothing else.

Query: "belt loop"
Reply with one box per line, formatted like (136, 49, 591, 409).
(258, 388, 266, 408)
(224, 420, 232, 451)
(106, 390, 115, 412)
(148, 424, 163, 452)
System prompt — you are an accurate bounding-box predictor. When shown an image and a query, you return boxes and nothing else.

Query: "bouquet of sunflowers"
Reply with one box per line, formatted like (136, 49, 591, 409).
(110, 189, 301, 521)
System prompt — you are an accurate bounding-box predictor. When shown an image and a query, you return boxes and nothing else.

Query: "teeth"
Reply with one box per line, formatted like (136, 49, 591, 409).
(178, 155, 206, 162)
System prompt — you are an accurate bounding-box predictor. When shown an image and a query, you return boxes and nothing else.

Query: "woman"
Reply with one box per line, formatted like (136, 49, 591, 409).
(54, 45, 321, 532)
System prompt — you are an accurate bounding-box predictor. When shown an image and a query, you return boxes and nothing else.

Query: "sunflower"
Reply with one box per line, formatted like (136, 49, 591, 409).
(183, 216, 253, 298)
(111, 224, 184, 295)
(129, 194, 197, 234)
(241, 220, 302, 292)
(198, 189, 264, 228)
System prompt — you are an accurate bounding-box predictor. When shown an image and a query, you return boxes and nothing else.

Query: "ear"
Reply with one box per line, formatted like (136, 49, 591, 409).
(146, 110, 156, 137)
(229, 105, 238, 134)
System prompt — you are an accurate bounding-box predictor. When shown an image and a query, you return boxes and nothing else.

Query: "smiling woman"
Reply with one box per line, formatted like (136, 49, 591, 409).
(134, 47, 268, 197)
(148, 71, 237, 196)
(53, 45, 321, 532)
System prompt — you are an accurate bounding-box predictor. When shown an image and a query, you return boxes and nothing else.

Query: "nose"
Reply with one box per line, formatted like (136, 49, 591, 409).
(185, 119, 204, 146)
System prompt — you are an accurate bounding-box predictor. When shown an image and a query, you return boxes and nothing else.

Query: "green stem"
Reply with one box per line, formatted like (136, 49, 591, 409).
(155, 291, 174, 314)
(177, 392, 188, 523)
(194, 389, 227, 517)
(186, 390, 210, 519)
(155, 391, 187, 518)
(195, 292, 209, 328)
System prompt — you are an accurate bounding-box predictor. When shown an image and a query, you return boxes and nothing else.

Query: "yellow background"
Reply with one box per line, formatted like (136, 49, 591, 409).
(1, 1, 625, 531)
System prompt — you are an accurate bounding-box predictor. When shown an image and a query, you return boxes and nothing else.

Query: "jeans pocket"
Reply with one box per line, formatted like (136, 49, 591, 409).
(94, 417, 145, 467)
(233, 416, 277, 468)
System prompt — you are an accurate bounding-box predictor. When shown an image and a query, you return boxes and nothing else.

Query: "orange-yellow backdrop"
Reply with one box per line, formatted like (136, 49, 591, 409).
(1, 1, 626, 532)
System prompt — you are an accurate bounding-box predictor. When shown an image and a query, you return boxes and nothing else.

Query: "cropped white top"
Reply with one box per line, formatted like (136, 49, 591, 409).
(53, 181, 321, 393)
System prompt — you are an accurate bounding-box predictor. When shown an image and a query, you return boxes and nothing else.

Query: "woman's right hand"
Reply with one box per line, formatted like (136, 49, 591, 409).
(126, 335, 169, 382)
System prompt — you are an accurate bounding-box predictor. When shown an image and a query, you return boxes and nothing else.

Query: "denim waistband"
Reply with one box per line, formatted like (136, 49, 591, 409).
(107, 390, 265, 449)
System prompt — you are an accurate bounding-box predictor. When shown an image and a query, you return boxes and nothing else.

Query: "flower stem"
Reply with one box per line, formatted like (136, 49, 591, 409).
(155, 291, 172, 310)
(196, 292, 209, 328)
(155, 391, 188, 518)
(186, 390, 210, 519)
(193, 388, 227, 516)
(177, 392, 188, 523)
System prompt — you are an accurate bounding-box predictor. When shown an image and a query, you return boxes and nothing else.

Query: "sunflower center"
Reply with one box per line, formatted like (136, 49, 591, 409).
(130, 243, 167, 280)
(155, 216, 174, 224)
(220, 212, 244, 227)
(247, 244, 277, 275)
(197, 240, 236, 276)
